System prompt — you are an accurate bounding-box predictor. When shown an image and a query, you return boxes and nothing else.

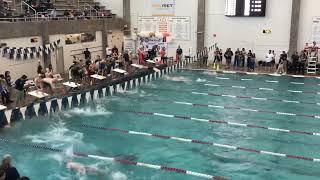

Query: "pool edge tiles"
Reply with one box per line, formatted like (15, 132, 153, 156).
(0, 59, 192, 128)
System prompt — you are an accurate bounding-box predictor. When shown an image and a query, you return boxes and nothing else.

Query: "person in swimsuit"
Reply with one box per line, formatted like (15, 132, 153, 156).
(65, 161, 105, 176)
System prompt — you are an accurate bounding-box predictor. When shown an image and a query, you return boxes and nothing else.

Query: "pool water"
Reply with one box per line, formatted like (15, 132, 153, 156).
(1, 70, 320, 179)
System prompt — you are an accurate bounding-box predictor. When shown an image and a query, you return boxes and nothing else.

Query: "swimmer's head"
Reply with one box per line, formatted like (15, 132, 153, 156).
(2, 154, 12, 168)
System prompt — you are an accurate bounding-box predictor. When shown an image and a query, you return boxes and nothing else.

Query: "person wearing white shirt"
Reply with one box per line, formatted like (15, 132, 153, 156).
(265, 50, 274, 72)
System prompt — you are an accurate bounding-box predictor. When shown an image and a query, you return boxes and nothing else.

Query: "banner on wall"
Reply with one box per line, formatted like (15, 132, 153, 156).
(139, 37, 168, 51)
(138, 16, 191, 41)
(312, 17, 320, 44)
(138, 17, 158, 32)
(124, 36, 135, 53)
(168, 17, 191, 40)
(151, 0, 175, 16)
(158, 17, 169, 33)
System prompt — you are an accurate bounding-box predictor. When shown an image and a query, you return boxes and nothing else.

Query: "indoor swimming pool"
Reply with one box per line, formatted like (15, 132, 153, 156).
(1, 70, 320, 180)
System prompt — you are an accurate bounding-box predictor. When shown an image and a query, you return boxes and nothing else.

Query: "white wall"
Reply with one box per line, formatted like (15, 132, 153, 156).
(130, 0, 198, 57)
(49, 31, 103, 72)
(205, 0, 293, 62)
(297, 0, 320, 51)
(96, 0, 123, 18)
(0, 36, 43, 80)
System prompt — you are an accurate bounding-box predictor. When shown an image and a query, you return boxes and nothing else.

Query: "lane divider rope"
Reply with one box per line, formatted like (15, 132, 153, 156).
(182, 69, 320, 86)
(80, 124, 320, 162)
(214, 76, 320, 86)
(110, 106, 320, 136)
(204, 84, 320, 95)
(141, 87, 319, 106)
(0, 138, 226, 180)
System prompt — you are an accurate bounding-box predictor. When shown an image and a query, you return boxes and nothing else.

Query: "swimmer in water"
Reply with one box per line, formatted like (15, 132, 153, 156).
(164, 76, 190, 82)
(65, 161, 105, 175)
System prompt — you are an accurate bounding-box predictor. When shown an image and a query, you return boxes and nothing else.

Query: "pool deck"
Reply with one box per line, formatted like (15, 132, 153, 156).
(0, 62, 184, 128)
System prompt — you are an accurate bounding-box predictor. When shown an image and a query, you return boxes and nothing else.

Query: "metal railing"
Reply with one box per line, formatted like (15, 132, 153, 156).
(83, 3, 98, 17)
(20, 1, 36, 17)
(0, 15, 115, 22)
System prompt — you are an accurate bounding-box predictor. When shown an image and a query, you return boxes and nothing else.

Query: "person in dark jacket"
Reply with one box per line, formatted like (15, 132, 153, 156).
(0, 154, 20, 180)
(224, 48, 234, 69)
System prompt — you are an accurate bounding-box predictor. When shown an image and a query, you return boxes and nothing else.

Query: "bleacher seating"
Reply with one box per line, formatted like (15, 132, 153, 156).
(4, 0, 114, 19)
(0, 0, 13, 17)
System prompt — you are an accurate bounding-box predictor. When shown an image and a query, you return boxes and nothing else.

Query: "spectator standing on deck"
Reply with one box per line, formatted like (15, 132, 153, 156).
(271, 50, 276, 68)
(239, 50, 245, 70)
(138, 46, 145, 65)
(83, 48, 91, 61)
(224, 48, 233, 69)
(15, 75, 28, 107)
(241, 48, 247, 68)
(4, 71, 11, 88)
(247, 50, 253, 71)
(176, 45, 183, 63)
(265, 50, 274, 72)
(250, 53, 256, 71)
(310, 41, 319, 57)
(276, 51, 287, 74)
(112, 45, 119, 55)
(213, 48, 221, 70)
(233, 48, 240, 69)
(203, 47, 208, 67)
(160, 47, 167, 65)
(37, 60, 43, 74)
(0, 154, 20, 180)
(0, 74, 12, 105)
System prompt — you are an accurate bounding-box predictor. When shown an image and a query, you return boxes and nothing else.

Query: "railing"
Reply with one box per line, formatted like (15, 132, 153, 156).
(83, 3, 98, 17)
(20, 1, 36, 18)
(0, 15, 115, 22)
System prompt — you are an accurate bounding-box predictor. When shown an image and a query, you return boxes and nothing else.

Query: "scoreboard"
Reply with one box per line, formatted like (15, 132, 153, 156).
(225, 0, 266, 17)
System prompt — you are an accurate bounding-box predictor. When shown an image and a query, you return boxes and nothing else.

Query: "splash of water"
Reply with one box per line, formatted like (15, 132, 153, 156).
(163, 76, 191, 82)
(203, 71, 217, 76)
(111, 171, 127, 180)
(65, 108, 113, 117)
(24, 121, 84, 149)
(196, 78, 207, 82)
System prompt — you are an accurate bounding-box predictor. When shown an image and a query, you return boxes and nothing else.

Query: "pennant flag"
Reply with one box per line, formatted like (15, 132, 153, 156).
(50, 43, 54, 50)
(86, 92, 91, 102)
(77, 94, 81, 103)
(103, 88, 107, 97)
(93, 90, 99, 100)
(46, 101, 51, 114)
(67, 96, 72, 108)
(20, 107, 27, 120)
(110, 86, 113, 96)
(135, 79, 138, 86)
(130, 80, 133, 89)
(34, 103, 40, 117)
(5, 110, 12, 124)
(57, 99, 62, 112)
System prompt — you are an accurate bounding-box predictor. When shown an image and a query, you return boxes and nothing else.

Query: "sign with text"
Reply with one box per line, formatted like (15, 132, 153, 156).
(151, 0, 175, 16)
(124, 36, 135, 53)
(138, 17, 158, 32)
(138, 16, 191, 41)
(312, 17, 320, 44)
(139, 37, 168, 51)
